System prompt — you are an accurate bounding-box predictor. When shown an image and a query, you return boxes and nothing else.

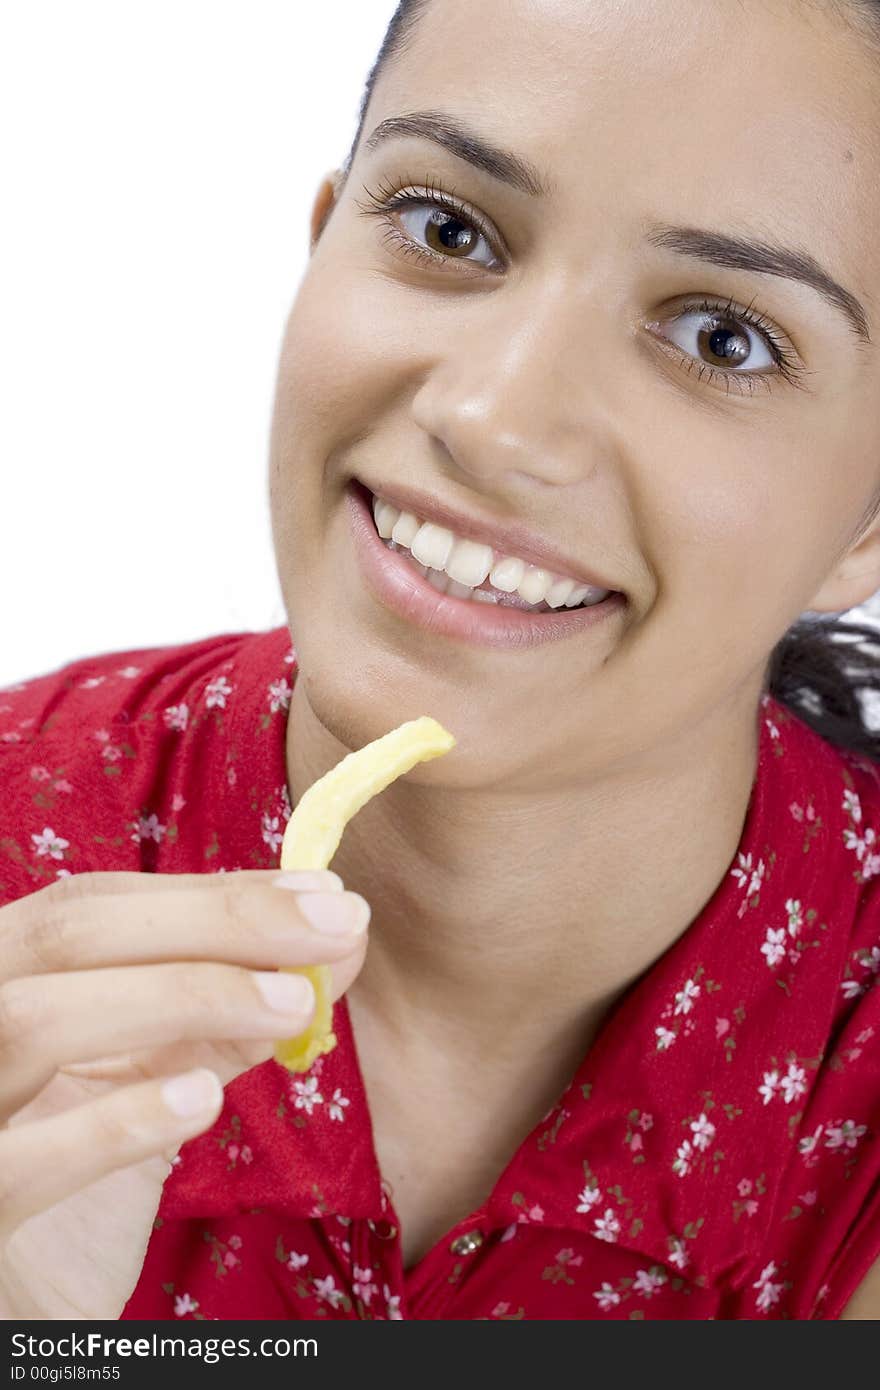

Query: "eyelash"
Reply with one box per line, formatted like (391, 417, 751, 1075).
(356, 173, 810, 398)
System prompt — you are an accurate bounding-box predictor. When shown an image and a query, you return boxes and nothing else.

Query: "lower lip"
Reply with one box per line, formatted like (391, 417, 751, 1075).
(345, 481, 627, 651)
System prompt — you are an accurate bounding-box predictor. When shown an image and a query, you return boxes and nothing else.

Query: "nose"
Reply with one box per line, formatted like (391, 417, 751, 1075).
(410, 275, 610, 492)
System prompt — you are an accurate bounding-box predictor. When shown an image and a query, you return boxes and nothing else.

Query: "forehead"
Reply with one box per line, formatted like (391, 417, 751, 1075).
(370, 0, 879, 295)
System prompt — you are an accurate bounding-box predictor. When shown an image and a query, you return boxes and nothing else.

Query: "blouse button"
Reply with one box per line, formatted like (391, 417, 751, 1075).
(449, 1230, 484, 1257)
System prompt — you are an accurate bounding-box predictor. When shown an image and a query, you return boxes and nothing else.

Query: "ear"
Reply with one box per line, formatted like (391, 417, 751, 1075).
(804, 499, 880, 614)
(309, 169, 344, 251)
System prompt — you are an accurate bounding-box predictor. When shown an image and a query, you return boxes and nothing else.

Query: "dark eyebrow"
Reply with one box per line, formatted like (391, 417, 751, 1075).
(645, 224, 871, 348)
(363, 110, 872, 350)
(364, 110, 552, 199)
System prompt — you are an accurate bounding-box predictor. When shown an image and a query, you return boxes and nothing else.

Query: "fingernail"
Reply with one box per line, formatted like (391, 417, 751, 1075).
(274, 871, 344, 892)
(252, 970, 315, 1014)
(298, 891, 370, 937)
(162, 1068, 223, 1118)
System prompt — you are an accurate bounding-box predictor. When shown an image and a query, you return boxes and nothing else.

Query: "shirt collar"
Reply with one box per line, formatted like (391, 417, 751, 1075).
(161, 630, 854, 1286)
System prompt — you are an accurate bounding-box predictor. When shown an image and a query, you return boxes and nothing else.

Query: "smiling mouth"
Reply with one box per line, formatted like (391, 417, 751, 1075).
(362, 483, 617, 613)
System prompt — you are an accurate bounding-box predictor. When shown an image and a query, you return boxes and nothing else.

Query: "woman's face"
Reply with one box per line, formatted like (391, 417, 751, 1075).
(269, 0, 880, 789)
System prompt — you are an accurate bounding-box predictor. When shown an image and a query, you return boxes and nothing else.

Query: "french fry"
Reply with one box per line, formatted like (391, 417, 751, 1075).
(275, 716, 456, 1072)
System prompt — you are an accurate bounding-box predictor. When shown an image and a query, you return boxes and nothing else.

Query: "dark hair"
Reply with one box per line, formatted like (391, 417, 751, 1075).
(341, 0, 880, 764)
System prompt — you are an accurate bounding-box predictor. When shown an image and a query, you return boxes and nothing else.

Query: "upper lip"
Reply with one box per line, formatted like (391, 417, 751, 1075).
(353, 478, 622, 594)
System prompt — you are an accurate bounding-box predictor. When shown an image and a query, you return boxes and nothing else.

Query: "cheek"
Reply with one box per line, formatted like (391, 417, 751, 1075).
(638, 433, 832, 661)
(271, 262, 423, 468)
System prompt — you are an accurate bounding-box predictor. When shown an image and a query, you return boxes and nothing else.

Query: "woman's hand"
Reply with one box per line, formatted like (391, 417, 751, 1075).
(0, 868, 369, 1320)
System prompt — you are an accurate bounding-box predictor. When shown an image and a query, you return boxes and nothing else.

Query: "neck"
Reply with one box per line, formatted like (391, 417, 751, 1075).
(285, 680, 761, 1071)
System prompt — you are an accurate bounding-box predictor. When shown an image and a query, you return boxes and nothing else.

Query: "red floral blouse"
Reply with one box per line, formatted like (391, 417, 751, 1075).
(1, 626, 878, 1320)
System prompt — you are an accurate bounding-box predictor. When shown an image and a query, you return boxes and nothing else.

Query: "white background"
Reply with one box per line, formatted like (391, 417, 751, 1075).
(0, 0, 399, 688)
(2, 1, 878, 690)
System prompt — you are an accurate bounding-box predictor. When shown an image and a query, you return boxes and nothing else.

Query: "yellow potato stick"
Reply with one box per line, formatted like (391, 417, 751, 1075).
(275, 716, 456, 1072)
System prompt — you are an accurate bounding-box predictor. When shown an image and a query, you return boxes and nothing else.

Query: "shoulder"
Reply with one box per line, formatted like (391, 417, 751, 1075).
(0, 630, 253, 745)
(714, 703, 880, 1318)
(0, 629, 268, 903)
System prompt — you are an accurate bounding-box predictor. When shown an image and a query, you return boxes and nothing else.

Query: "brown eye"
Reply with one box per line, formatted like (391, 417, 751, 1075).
(393, 202, 500, 270)
(661, 308, 775, 373)
(643, 295, 809, 395)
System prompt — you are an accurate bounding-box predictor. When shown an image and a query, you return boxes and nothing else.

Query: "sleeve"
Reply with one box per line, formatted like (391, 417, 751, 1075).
(0, 646, 160, 903)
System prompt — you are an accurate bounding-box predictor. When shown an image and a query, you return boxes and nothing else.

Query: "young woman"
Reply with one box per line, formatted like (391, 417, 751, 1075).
(1, 0, 879, 1320)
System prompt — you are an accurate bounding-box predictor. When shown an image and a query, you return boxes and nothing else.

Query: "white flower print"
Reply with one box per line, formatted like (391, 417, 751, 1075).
(262, 812, 283, 854)
(267, 678, 292, 714)
(353, 1266, 378, 1305)
(823, 1120, 867, 1152)
(204, 676, 233, 710)
(843, 789, 862, 825)
(116, 666, 142, 679)
(753, 1261, 784, 1313)
(655, 1026, 676, 1051)
(287, 1251, 309, 1271)
(131, 813, 166, 844)
(284, 647, 296, 666)
(758, 1069, 781, 1106)
(840, 978, 864, 1000)
(633, 1268, 667, 1298)
(313, 1275, 344, 1308)
(31, 827, 69, 860)
(861, 946, 880, 976)
(291, 1076, 324, 1116)
(785, 899, 803, 939)
(779, 1062, 807, 1104)
(79, 676, 106, 689)
(673, 978, 700, 1016)
(592, 1208, 621, 1244)
(798, 1124, 824, 1163)
(731, 851, 766, 898)
(174, 1292, 199, 1317)
(760, 927, 787, 968)
(672, 1140, 693, 1177)
(843, 823, 880, 881)
(576, 1184, 602, 1214)
(163, 703, 189, 731)
(382, 1284, 403, 1320)
(667, 1238, 689, 1271)
(327, 1088, 350, 1123)
(690, 1113, 716, 1151)
(592, 1282, 621, 1311)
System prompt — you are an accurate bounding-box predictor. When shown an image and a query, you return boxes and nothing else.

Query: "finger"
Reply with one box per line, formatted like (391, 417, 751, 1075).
(0, 1068, 225, 1237)
(0, 869, 367, 985)
(56, 936, 367, 1087)
(0, 959, 322, 1120)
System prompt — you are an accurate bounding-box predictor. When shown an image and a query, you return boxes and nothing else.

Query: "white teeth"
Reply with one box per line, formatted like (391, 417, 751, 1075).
(369, 491, 614, 610)
(566, 584, 593, 607)
(489, 556, 525, 592)
(373, 496, 399, 540)
(444, 537, 494, 588)
(517, 566, 553, 606)
(411, 522, 455, 571)
(391, 510, 421, 547)
(545, 577, 576, 608)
